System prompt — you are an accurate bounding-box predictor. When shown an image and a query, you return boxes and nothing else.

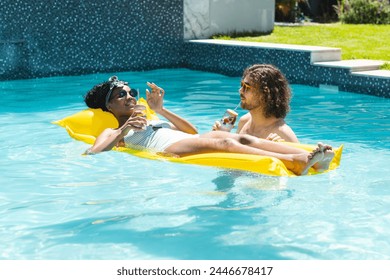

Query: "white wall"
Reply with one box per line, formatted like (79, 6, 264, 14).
(184, 0, 275, 39)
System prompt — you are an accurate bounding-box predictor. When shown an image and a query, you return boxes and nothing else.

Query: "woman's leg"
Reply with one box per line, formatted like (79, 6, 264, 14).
(166, 136, 303, 158)
(164, 137, 328, 175)
(200, 131, 311, 155)
(226, 133, 335, 172)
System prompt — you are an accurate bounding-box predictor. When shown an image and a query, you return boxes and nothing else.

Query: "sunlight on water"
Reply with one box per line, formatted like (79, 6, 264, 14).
(0, 69, 389, 260)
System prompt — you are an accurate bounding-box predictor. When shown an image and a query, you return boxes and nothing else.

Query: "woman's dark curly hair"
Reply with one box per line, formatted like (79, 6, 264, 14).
(242, 64, 291, 118)
(84, 81, 111, 111)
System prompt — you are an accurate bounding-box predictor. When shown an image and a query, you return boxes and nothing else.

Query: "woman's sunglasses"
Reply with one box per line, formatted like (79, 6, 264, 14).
(117, 88, 139, 98)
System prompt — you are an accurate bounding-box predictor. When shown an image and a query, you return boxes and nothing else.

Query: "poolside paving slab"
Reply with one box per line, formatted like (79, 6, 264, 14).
(190, 39, 342, 63)
(351, 70, 390, 80)
(313, 59, 385, 72)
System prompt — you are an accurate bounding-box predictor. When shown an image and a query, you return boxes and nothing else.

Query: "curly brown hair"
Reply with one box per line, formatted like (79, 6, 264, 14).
(242, 64, 291, 119)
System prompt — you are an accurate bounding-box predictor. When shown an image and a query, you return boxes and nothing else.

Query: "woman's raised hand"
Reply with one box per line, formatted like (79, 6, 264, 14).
(146, 82, 164, 113)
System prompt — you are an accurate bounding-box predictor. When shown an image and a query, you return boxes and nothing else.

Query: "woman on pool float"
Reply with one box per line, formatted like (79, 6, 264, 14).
(84, 76, 334, 176)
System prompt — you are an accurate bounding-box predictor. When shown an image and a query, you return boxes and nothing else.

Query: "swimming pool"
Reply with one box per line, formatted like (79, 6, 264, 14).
(1, 68, 389, 260)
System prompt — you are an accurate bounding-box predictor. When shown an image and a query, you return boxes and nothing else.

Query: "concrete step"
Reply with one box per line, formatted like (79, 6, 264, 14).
(190, 39, 341, 63)
(310, 47, 341, 63)
(313, 59, 385, 72)
(351, 69, 390, 80)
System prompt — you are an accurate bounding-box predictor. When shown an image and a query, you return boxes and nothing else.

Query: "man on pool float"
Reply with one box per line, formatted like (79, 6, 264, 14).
(83, 76, 334, 176)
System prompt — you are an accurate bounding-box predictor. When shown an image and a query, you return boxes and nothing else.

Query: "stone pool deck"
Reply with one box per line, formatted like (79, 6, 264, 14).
(184, 39, 389, 98)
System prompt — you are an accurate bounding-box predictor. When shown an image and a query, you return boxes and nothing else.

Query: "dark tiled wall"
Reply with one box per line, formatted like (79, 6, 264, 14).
(182, 42, 311, 78)
(300, 66, 389, 97)
(1, 0, 388, 98)
(183, 42, 390, 98)
(0, 0, 184, 80)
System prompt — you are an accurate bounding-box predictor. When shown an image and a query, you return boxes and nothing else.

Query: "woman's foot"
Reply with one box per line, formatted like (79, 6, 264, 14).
(298, 146, 324, 175)
(313, 142, 335, 172)
(293, 143, 334, 175)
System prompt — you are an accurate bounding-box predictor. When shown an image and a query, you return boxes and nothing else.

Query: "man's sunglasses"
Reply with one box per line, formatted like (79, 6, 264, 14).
(240, 81, 252, 93)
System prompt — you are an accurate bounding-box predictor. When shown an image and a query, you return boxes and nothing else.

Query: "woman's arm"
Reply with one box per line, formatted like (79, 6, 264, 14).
(85, 128, 124, 154)
(146, 82, 198, 134)
(157, 107, 198, 134)
(85, 116, 147, 154)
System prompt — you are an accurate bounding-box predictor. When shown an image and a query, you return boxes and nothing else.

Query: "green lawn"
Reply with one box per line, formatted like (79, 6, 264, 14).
(214, 23, 390, 70)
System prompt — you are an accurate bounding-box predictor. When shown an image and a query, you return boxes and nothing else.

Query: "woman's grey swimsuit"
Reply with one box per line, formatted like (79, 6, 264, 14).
(123, 120, 198, 152)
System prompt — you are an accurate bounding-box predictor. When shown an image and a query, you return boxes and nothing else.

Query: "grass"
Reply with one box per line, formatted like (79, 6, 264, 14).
(213, 23, 390, 70)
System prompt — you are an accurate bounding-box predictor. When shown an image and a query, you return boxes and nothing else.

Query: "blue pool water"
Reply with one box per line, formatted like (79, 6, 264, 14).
(0, 68, 389, 260)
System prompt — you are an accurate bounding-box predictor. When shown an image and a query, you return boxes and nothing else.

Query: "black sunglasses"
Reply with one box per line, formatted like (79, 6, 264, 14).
(117, 88, 139, 98)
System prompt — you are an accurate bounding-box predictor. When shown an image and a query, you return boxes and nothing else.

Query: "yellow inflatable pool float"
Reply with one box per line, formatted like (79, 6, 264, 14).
(53, 98, 342, 177)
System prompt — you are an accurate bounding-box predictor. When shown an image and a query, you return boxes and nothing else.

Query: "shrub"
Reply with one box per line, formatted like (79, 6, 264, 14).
(334, 0, 390, 24)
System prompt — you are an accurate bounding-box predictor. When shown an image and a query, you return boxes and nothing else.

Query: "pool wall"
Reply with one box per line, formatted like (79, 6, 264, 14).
(183, 40, 390, 98)
(0, 0, 184, 79)
(1, 0, 388, 97)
